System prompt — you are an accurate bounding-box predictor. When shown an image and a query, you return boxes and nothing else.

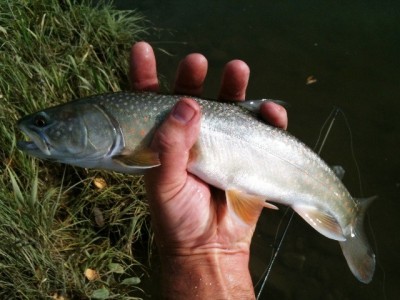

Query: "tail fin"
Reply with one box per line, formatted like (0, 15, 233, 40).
(339, 196, 376, 283)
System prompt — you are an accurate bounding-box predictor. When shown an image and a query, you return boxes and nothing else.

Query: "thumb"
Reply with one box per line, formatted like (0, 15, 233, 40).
(144, 98, 201, 197)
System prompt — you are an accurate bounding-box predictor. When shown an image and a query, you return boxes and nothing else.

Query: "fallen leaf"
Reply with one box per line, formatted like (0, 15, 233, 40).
(52, 293, 66, 300)
(84, 268, 99, 281)
(121, 277, 141, 285)
(93, 177, 107, 189)
(93, 207, 105, 227)
(109, 262, 124, 274)
(91, 287, 110, 299)
(306, 75, 317, 85)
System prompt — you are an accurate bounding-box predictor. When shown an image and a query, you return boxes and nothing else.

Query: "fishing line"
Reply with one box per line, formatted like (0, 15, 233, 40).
(334, 109, 363, 195)
(314, 107, 339, 155)
(336, 110, 387, 299)
(255, 106, 339, 299)
(255, 207, 293, 299)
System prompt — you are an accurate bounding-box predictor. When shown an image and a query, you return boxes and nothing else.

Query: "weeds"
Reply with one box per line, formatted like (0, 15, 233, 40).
(0, 1, 151, 298)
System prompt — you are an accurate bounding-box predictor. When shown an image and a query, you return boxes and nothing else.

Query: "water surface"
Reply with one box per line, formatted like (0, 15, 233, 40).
(115, 1, 399, 298)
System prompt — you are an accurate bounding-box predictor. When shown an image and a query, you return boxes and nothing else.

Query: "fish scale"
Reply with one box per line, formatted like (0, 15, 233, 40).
(17, 91, 375, 283)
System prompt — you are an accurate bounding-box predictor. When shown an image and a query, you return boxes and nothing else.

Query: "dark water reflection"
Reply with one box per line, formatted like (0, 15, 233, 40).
(114, 0, 399, 298)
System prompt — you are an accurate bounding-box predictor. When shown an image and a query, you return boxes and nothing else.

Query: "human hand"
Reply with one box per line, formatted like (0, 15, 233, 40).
(129, 41, 287, 298)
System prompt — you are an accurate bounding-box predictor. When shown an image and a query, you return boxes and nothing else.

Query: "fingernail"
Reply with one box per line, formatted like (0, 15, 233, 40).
(172, 100, 196, 124)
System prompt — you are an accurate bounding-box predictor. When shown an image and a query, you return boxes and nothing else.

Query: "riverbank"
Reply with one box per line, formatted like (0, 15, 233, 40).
(0, 1, 150, 298)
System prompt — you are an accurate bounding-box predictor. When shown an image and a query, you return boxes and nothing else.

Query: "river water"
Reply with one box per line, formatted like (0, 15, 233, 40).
(113, 1, 399, 299)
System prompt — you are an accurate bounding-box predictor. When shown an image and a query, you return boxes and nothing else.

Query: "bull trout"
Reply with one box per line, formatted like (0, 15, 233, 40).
(17, 92, 375, 283)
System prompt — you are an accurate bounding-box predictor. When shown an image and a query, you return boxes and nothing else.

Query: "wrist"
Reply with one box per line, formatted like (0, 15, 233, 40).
(160, 250, 255, 299)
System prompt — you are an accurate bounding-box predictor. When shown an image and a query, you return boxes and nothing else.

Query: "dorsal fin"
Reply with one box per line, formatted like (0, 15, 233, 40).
(331, 165, 345, 180)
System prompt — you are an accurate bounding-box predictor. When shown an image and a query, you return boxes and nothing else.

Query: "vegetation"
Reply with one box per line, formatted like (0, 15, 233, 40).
(0, 1, 151, 298)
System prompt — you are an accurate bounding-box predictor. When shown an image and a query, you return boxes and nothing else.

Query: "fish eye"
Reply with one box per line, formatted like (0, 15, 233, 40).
(34, 115, 48, 127)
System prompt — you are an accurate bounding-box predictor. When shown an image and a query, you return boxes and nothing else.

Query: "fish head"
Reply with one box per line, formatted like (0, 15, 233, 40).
(17, 102, 119, 165)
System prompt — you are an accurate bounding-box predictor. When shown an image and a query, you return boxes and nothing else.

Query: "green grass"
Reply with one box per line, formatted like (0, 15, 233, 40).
(0, 1, 152, 299)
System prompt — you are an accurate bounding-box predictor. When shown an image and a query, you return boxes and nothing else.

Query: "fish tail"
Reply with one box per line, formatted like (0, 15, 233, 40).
(339, 196, 377, 283)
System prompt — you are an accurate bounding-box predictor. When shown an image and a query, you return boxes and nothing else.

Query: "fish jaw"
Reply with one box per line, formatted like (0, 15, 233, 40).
(17, 140, 49, 158)
(17, 122, 51, 157)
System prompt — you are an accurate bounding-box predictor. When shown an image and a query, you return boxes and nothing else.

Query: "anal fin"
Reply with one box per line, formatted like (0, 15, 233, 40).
(292, 204, 346, 241)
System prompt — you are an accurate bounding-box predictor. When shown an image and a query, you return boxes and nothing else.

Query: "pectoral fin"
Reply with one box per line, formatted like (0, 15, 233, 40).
(112, 147, 160, 169)
(226, 189, 278, 225)
(292, 204, 346, 241)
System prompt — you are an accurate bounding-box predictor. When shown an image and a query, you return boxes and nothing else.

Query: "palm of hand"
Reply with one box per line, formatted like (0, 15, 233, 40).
(146, 172, 257, 255)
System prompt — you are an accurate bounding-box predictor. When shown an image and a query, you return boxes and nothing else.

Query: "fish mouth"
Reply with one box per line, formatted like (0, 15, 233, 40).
(17, 125, 51, 156)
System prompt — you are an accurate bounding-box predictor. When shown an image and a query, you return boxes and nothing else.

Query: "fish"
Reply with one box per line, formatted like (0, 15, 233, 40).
(17, 91, 375, 283)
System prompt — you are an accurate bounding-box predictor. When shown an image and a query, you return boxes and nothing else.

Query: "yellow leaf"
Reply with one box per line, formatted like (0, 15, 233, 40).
(93, 177, 107, 189)
(52, 293, 66, 300)
(306, 75, 317, 85)
(84, 268, 99, 281)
